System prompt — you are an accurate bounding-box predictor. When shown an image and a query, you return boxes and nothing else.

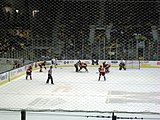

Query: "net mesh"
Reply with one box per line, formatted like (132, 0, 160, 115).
(126, 60, 140, 69)
(0, 0, 160, 118)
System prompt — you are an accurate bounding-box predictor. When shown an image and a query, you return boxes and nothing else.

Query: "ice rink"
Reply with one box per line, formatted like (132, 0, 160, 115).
(0, 67, 160, 119)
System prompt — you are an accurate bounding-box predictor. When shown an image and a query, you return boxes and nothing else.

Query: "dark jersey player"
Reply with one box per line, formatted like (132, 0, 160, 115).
(74, 60, 81, 72)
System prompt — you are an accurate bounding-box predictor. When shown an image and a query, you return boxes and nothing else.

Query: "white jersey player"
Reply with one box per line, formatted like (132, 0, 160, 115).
(119, 59, 126, 70)
(51, 58, 58, 68)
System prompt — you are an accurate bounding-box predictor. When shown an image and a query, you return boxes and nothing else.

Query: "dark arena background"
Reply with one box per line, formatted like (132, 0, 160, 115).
(0, 0, 160, 120)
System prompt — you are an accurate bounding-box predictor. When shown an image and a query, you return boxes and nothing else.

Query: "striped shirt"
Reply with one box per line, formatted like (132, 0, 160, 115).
(48, 69, 52, 75)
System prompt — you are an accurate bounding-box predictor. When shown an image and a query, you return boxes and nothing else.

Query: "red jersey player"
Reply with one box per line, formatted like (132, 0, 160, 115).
(41, 60, 47, 69)
(102, 62, 111, 73)
(39, 60, 46, 72)
(98, 65, 106, 81)
(26, 65, 32, 80)
(79, 62, 88, 72)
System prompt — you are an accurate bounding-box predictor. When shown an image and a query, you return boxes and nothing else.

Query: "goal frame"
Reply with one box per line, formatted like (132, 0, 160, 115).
(125, 60, 141, 69)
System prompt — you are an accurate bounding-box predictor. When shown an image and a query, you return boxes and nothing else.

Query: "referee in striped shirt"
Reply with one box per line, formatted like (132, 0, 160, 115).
(46, 66, 54, 84)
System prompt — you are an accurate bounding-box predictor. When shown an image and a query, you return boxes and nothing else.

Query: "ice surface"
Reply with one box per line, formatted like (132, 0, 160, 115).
(0, 67, 160, 120)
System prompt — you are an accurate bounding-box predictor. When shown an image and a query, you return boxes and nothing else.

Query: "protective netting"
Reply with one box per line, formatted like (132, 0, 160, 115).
(0, 0, 160, 119)
(0, 0, 160, 61)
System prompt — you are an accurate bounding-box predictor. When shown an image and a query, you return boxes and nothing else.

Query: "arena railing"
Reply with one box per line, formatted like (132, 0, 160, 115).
(0, 109, 160, 120)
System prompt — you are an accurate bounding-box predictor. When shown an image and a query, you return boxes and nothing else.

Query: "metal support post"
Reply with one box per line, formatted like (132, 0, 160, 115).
(21, 110, 26, 120)
(112, 112, 117, 120)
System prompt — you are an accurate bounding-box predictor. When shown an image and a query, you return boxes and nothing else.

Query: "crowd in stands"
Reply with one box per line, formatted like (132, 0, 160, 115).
(0, 30, 31, 56)
(0, 1, 157, 61)
(0, 6, 32, 57)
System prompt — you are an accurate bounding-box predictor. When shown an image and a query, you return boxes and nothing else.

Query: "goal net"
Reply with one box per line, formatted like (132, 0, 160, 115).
(125, 60, 140, 69)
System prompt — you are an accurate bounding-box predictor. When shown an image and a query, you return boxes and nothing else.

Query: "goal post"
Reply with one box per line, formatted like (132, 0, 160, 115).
(125, 60, 141, 69)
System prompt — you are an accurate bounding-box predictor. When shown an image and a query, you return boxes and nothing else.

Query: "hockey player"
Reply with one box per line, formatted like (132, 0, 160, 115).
(26, 65, 32, 80)
(74, 60, 81, 72)
(39, 63, 43, 72)
(79, 62, 88, 72)
(38, 60, 46, 72)
(119, 59, 126, 70)
(41, 60, 47, 69)
(102, 62, 111, 73)
(51, 58, 58, 68)
(98, 65, 106, 81)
